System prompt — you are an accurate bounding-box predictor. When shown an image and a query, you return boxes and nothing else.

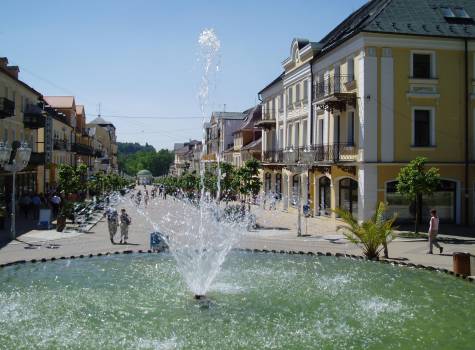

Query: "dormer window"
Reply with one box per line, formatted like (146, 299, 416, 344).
(440, 6, 473, 24)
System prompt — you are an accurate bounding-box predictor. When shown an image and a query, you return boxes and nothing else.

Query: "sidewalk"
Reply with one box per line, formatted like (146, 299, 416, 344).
(0, 198, 474, 274)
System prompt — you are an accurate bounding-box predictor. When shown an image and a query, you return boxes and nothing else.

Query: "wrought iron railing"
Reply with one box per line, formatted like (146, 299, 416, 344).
(71, 143, 94, 156)
(262, 149, 283, 163)
(313, 75, 355, 101)
(53, 139, 68, 151)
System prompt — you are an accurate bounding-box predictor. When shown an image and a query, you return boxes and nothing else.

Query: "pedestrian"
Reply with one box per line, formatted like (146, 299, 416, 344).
(144, 190, 149, 206)
(427, 209, 443, 254)
(104, 207, 119, 244)
(51, 193, 61, 218)
(19, 193, 32, 219)
(32, 193, 41, 220)
(119, 208, 131, 244)
(136, 190, 142, 206)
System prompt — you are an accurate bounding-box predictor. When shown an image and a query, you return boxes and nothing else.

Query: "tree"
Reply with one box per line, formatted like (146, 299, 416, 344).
(334, 202, 397, 259)
(396, 157, 440, 233)
(236, 159, 261, 210)
(219, 162, 238, 203)
(58, 164, 87, 198)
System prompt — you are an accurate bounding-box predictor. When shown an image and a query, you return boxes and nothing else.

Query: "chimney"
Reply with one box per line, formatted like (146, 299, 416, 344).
(6, 66, 19, 79)
(0, 57, 8, 69)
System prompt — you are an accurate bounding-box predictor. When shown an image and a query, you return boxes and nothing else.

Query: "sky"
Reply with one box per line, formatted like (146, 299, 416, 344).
(1, 0, 367, 150)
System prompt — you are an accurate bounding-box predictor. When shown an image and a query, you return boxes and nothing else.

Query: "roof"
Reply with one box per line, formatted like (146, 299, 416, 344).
(211, 111, 246, 120)
(76, 105, 85, 116)
(137, 169, 152, 176)
(241, 138, 262, 151)
(43, 96, 75, 109)
(317, 0, 475, 56)
(89, 116, 115, 127)
(233, 105, 262, 134)
(0, 65, 42, 97)
(258, 72, 284, 95)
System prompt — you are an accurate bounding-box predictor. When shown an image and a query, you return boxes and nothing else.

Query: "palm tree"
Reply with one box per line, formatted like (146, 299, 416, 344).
(334, 202, 397, 259)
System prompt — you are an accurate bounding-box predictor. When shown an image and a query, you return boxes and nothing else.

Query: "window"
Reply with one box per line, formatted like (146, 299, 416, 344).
(275, 174, 282, 196)
(412, 53, 432, 79)
(318, 119, 324, 145)
(453, 8, 470, 19)
(279, 94, 284, 111)
(347, 111, 355, 145)
(294, 122, 299, 147)
(339, 178, 358, 215)
(441, 7, 455, 18)
(295, 83, 300, 102)
(413, 109, 433, 147)
(347, 57, 355, 80)
(303, 80, 308, 101)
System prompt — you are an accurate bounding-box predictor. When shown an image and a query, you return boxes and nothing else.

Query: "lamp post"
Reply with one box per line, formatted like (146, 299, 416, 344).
(0, 142, 32, 240)
(286, 147, 312, 238)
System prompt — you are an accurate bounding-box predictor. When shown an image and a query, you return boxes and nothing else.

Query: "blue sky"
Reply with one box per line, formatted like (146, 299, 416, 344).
(1, 0, 367, 150)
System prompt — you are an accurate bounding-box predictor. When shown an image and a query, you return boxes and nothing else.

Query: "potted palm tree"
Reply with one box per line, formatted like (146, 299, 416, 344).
(334, 202, 397, 260)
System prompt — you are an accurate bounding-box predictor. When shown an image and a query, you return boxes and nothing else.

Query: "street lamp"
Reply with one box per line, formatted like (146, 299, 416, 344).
(287, 147, 312, 237)
(0, 141, 32, 239)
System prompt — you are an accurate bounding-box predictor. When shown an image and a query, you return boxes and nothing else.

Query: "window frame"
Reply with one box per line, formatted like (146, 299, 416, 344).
(410, 50, 436, 79)
(411, 106, 436, 147)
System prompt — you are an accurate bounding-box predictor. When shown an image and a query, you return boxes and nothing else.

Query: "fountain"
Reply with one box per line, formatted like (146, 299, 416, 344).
(0, 29, 474, 349)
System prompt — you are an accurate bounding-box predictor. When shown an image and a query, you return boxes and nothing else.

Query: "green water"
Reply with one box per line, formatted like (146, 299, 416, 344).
(0, 252, 474, 349)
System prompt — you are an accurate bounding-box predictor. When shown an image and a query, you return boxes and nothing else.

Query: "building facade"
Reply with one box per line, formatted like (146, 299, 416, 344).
(259, 0, 475, 225)
(0, 58, 44, 207)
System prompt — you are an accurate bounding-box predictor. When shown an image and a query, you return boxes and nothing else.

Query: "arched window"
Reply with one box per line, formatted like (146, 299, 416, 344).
(275, 173, 282, 196)
(339, 178, 358, 214)
(264, 173, 271, 193)
(318, 177, 331, 216)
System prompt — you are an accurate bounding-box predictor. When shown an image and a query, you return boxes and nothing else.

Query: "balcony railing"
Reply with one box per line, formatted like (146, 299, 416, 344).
(53, 139, 69, 151)
(0, 97, 15, 118)
(28, 152, 45, 165)
(283, 143, 358, 164)
(23, 104, 45, 129)
(262, 149, 283, 163)
(71, 143, 94, 156)
(313, 75, 356, 112)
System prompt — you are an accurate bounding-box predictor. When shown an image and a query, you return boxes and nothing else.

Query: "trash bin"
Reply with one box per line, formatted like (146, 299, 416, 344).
(453, 252, 471, 276)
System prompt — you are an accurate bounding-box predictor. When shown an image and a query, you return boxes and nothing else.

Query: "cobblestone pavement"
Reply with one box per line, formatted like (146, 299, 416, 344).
(0, 194, 474, 274)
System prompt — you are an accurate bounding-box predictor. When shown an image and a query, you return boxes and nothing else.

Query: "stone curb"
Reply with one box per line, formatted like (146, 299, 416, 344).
(234, 248, 475, 284)
(0, 248, 473, 284)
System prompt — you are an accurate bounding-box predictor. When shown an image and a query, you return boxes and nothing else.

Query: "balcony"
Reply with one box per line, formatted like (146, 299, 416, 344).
(23, 104, 45, 129)
(255, 112, 276, 129)
(262, 149, 284, 164)
(0, 97, 15, 119)
(28, 152, 45, 166)
(71, 143, 94, 156)
(303, 143, 358, 163)
(93, 149, 104, 158)
(53, 139, 68, 151)
(314, 75, 357, 112)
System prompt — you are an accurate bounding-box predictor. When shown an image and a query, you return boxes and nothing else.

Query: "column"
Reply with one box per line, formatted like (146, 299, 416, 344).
(358, 164, 378, 222)
(381, 48, 394, 162)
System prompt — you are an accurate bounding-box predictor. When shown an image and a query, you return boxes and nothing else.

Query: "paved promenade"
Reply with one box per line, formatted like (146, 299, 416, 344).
(0, 195, 474, 275)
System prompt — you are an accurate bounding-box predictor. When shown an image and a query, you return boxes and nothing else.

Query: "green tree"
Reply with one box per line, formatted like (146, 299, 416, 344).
(219, 162, 238, 203)
(236, 159, 261, 210)
(334, 202, 397, 259)
(58, 164, 87, 197)
(396, 157, 440, 233)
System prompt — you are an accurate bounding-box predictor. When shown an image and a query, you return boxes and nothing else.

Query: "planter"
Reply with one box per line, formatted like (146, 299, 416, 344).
(56, 216, 67, 232)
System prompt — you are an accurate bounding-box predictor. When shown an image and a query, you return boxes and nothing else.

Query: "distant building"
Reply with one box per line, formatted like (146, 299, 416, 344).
(137, 169, 153, 185)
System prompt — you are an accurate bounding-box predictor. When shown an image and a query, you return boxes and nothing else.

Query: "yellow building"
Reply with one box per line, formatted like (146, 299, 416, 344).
(0, 58, 44, 203)
(86, 116, 118, 173)
(259, 0, 475, 225)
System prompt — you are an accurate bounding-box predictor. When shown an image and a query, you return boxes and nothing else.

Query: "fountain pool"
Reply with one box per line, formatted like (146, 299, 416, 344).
(0, 252, 474, 349)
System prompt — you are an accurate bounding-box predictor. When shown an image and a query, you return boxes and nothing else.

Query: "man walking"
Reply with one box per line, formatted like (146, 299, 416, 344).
(119, 208, 131, 244)
(104, 207, 119, 244)
(427, 209, 443, 254)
